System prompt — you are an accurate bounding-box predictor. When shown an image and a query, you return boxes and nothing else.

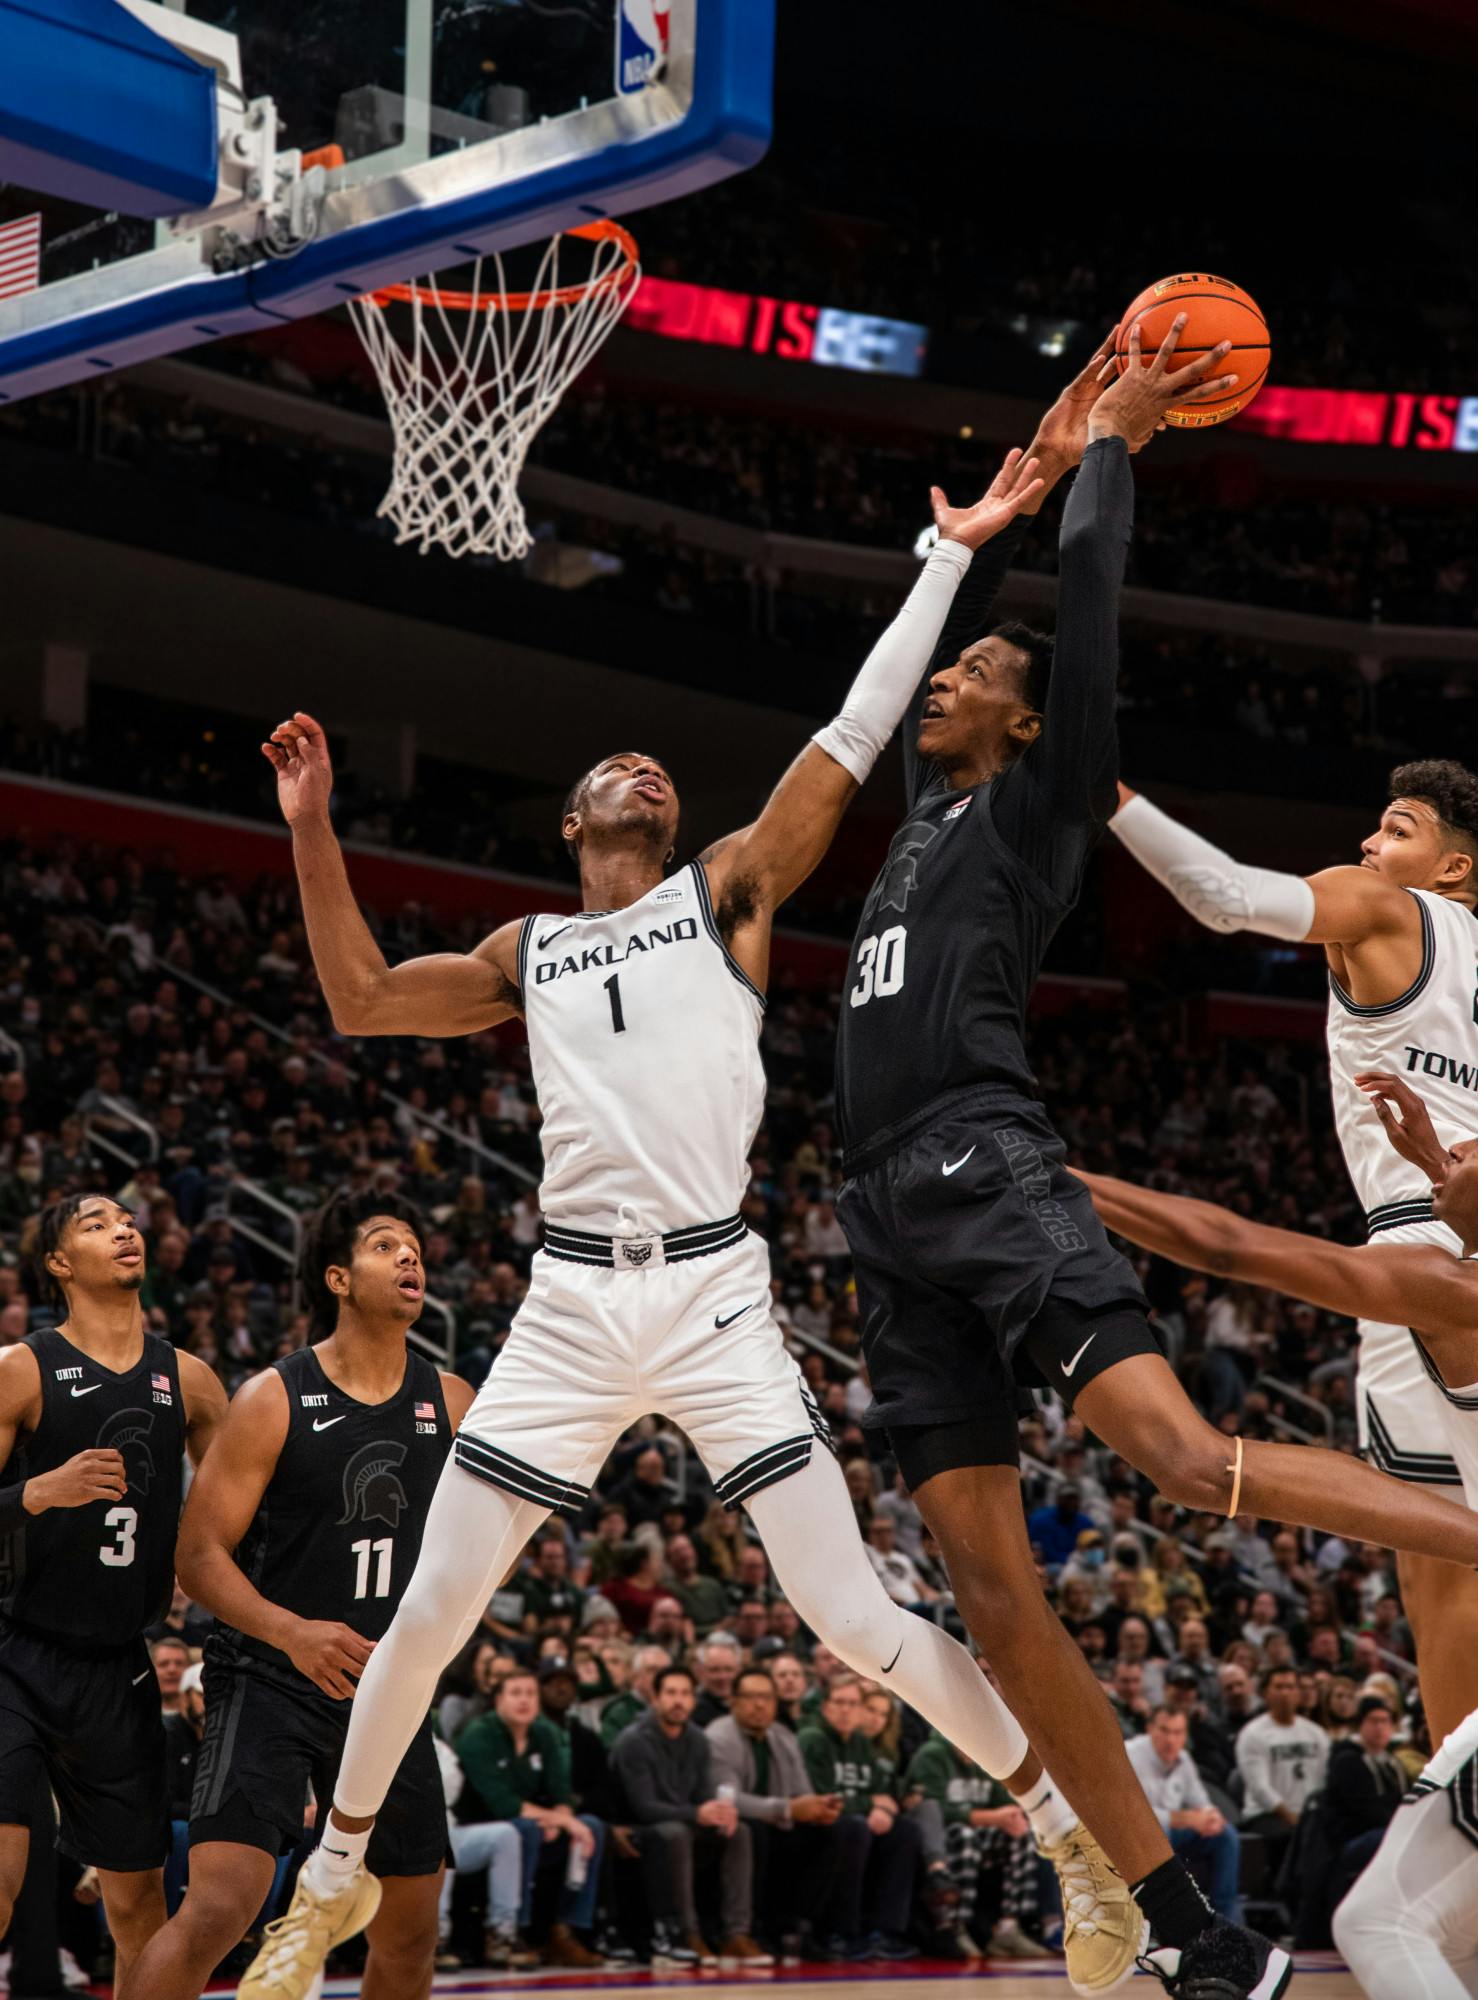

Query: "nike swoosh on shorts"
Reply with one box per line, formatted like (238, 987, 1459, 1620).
(714, 1303, 758, 1330)
(942, 1145, 976, 1176)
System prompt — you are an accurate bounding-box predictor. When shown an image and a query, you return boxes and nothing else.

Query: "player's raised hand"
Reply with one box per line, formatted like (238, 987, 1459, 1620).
(262, 710, 334, 827)
(1355, 1071, 1454, 1184)
(285, 1616, 376, 1700)
(1032, 338, 1119, 467)
(1088, 313, 1237, 451)
(930, 449, 1043, 551)
(24, 1448, 128, 1512)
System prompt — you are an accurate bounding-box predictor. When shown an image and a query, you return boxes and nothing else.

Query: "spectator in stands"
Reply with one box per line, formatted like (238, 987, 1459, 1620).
(706, 1666, 843, 1958)
(647, 1596, 693, 1658)
(905, 1728, 1050, 1963)
(1161, 1668, 1236, 1793)
(768, 1652, 811, 1732)
(1114, 1617, 1165, 1705)
(153, 1635, 189, 1720)
(1026, 1484, 1094, 1571)
(611, 1664, 766, 1966)
(163, 1665, 206, 1916)
(1218, 1663, 1260, 1733)
(1126, 1706, 1241, 1921)
(584, 1504, 631, 1588)
(865, 1515, 937, 1610)
(692, 1633, 744, 1728)
(664, 1533, 728, 1635)
(518, 1533, 585, 1635)
(1297, 1696, 1410, 1948)
(606, 1542, 666, 1638)
(1236, 1665, 1330, 1880)
(797, 1676, 922, 1961)
(600, 1643, 672, 1748)
(874, 1469, 925, 1559)
(1108, 1659, 1150, 1741)
(1169, 1617, 1223, 1717)
(453, 1668, 605, 1967)
(610, 1446, 682, 1530)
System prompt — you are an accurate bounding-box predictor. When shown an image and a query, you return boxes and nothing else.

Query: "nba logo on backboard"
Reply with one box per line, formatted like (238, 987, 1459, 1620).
(618, 0, 670, 93)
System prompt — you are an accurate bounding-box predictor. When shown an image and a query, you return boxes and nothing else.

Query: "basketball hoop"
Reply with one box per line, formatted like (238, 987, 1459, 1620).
(349, 220, 640, 562)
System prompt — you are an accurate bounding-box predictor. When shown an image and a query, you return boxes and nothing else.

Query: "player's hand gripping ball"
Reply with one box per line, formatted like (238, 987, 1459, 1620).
(1115, 275, 1269, 426)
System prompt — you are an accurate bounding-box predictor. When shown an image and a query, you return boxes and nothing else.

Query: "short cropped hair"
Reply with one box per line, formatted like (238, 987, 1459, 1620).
(653, 1664, 695, 1696)
(992, 620, 1054, 713)
(35, 1192, 126, 1308)
(1388, 759, 1478, 854)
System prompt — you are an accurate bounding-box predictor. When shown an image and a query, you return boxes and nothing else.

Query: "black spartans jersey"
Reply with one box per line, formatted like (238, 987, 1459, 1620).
(209, 1346, 450, 1693)
(0, 1327, 186, 1647)
(836, 439, 1134, 1163)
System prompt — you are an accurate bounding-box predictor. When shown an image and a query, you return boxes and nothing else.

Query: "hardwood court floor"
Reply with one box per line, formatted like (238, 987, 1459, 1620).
(191, 1954, 1365, 1997)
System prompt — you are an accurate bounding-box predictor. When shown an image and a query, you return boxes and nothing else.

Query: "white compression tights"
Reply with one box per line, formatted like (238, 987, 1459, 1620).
(335, 1446, 1032, 1821)
(1333, 1794, 1478, 2000)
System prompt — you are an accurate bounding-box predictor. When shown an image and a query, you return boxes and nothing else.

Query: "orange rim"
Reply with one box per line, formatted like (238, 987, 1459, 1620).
(366, 220, 639, 313)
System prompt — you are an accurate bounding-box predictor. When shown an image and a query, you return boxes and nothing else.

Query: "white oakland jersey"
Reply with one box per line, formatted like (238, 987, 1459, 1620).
(1327, 887, 1478, 1499)
(1327, 888, 1478, 1232)
(516, 860, 765, 1236)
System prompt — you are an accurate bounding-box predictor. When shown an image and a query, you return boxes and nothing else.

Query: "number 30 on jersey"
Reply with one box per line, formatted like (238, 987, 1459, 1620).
(850, 925, 907, 1008)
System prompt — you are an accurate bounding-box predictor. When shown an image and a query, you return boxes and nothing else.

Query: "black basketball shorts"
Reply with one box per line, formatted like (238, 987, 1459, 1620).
(191, 1658, 448, 1878)
(838, 1086, 1160, 1481)
(0, 1622, 169, 1872)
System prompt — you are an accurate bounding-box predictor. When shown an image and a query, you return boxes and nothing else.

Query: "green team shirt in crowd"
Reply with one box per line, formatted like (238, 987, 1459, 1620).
(600, 1690, 647, 1748)
(671, 1574, 730, 1634)
(797, 1717, 887, 1814)
(905, 1730, 1010, 1823)
(519, 1575, 586, 1627)
(454, 1712, 573, 1820)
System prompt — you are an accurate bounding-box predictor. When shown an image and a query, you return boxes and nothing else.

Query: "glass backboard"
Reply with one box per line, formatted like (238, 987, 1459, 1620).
(0, 0, 771, 401)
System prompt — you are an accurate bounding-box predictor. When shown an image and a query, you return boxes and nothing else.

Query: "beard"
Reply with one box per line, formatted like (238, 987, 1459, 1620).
(114, 1270, 145, 1294)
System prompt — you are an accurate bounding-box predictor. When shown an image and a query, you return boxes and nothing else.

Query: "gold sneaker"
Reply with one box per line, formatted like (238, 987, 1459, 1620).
(237, 1865, 382, 1998)
(1036, 1819, 1148, 1995)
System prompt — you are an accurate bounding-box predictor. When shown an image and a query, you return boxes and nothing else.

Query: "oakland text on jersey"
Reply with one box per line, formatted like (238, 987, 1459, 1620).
(533, 917, 699, 985)
(1401, 1044, 1478, 1091)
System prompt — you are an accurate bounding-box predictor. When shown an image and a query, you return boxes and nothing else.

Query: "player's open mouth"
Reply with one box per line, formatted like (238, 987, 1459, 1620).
(632, 779, 666, 802)
(114, 1250, 142, 1265)
(397, 1276, 423, 1296)
(920, 703, 946, 723)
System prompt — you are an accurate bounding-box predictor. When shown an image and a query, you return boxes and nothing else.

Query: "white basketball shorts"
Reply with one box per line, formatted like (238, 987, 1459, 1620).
(1358, 1216, 1478, 1506)
(453, 1230, 831, 1517)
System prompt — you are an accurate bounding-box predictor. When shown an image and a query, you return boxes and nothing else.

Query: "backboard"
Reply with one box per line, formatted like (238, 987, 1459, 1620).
(0, 0, 772, 402)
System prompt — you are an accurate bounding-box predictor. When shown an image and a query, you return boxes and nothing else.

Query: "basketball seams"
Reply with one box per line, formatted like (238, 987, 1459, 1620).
(1119, 284, 1268, 333)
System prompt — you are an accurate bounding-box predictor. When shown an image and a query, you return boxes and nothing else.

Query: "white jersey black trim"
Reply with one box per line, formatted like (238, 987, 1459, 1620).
(516, 914, 536, 996)
(1411, 1330, 1478, 1412)
(1408, 1753, 1478, 1850)
(1367, 1197, 1437, 1235)
(542, 1214, 747, 1268)
(689, 861, 766, 1010)
(1364, 1397, 1463, 1485)
(1329, 893, 1435, 1018)
(713, 1434, 814, 1509)
(797, 1373, 839, 1457)
(454, 1435, 590, 1518)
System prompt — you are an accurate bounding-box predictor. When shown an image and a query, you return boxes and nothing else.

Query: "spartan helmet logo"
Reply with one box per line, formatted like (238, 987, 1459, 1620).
(337, 1439, 410, 1530)
(868, 819, 940, 918)
(97, 1406, 158, 1496)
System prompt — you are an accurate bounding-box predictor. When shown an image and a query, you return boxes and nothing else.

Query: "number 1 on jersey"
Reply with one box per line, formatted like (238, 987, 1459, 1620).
(604, 972, 627, 1034)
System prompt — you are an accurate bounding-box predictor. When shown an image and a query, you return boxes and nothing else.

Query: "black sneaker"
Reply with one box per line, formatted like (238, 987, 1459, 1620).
(1141, 1920, 1293, 2000)
(649, 1922, 700, 1969)
(595, 1925, 639, 1967)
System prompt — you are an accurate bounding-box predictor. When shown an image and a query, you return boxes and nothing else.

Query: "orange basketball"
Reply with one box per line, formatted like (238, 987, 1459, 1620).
(1113, 274, 1269, 427)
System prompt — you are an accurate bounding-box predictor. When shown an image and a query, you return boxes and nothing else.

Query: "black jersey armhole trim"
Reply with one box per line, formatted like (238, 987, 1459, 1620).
(1329, 891, 1434, 1018)
(516, 914, 535, 1000)
(689, 861, 767, 1010)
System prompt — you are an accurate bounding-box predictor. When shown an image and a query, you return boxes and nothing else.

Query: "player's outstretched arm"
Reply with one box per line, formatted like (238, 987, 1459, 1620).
(264, 712, 523, 1036)
(1078, 1168, 1474, 1342)
(703, 453, 1044, 915)
(177, 1370, 375, 1700)
(1110, 783, 1416, 950)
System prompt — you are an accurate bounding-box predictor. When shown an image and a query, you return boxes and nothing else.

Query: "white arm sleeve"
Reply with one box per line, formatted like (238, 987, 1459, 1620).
(811, 536, 972, 784)
(1111, 793, 1317, 941)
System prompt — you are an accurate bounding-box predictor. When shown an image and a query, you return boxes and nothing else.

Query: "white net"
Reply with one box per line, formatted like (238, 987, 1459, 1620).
(348, 221, 640, 562)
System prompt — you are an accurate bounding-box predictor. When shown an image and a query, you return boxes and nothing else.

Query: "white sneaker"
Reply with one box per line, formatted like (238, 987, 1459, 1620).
(59, 1946, 91, 1990)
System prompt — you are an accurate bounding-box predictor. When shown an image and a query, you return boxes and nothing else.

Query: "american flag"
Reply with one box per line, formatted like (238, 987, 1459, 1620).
(151, 1372, 170, 1393)
(0, 214, 41, 302)
(414, 1402, 436, 1421)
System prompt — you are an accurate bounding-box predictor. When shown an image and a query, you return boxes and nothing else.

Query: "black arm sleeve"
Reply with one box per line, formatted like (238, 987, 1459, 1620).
(903, 515, 1031, 811)
(991, 435, 1133, 897)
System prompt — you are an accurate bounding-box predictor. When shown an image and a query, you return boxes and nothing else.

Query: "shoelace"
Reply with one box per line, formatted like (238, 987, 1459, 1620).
(251, 1905, 335, 1987)
(1056, 1843, 1117, 1940)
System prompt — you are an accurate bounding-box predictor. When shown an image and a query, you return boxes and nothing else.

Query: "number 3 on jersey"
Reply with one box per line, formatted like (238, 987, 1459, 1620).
(850, 925, 907, 1008)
